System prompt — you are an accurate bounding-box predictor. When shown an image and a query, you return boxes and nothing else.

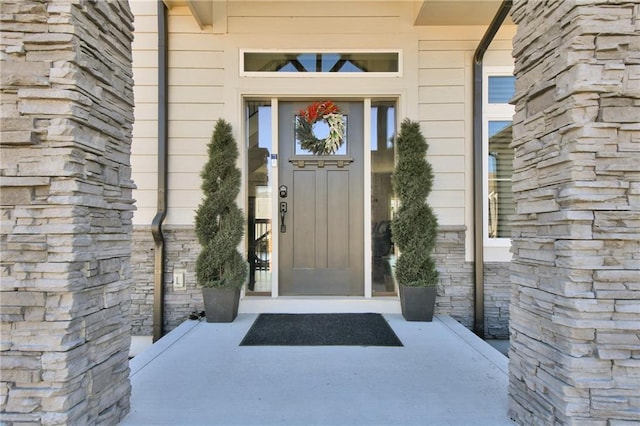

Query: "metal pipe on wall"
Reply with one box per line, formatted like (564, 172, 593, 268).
(472, 0, 512, 338)
(151, 0, 169, 343)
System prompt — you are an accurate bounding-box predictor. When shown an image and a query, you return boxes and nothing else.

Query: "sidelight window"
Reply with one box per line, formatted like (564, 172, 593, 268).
(484, 71, 515, 244)
(371, 102, 397, 296)
(246, 101, 273, 294)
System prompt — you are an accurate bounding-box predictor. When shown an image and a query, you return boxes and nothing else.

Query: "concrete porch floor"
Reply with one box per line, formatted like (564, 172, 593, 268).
(122, 315, 513, 425)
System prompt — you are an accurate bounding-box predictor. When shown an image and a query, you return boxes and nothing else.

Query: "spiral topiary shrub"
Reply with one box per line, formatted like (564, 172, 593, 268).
(195, 119, 248, 289)
(391, 119, 439, 288)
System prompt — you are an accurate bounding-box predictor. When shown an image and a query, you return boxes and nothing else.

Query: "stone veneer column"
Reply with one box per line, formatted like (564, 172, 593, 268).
(509, 1, 640, 424)
(1, 1, 135, 424)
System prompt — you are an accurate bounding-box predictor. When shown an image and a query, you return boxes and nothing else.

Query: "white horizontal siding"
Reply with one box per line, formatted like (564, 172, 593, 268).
(168, 121, 218, 139)
(133, 172, 157, 191)
(227, 1, 403, 17)
(166, 208, 197, 225)
(132, 68, 157, 86)
(132, 33, 158, 52)
(134, 103, 157, 121)
(417, 24, 515, 257)
(419, 86, 465, 104)
(430, 191, 466, 209)
(133, 137, 159, 156)
(135, 190, 157, 210)
(228, 17, 401, 34)
(168, 189, 202, 205)
(133, 50, 159, 67)
(135, 193, 158, 224)
(225, 0, 408, 34)
(421, 121, 465, 138)
(168, 172, 203, 190)
(169, 33, 224, 51)
(168, 51, 224, 68)
(418, 29, 470, 240)
(132, 4, 225, 226)
(419, 104, 465, 121)
(134, 85, 159, 103)
(168, 68, 224, 86)
(429, 138, 465, 156)
(430, 156, 465, 173)
(136, 171, 158, 193)
(130, 1, 516, 234)
(167, 138, 209, 156)
(168, 103, 224, 121)
(131, 1, 158, 225)
(169, 156, 208, 175)
(434, 173, 465, 191)
(131, 155, 157, 174)
(484, 50, 514, 65)
(168, 86, 224, 104)
(133, 120, 157, 139)
(433, 208, 465, 226)
(419, 68, 466, 86)
(129, 0, 156, 15)
(134, 14, 157, 31)
(157, 9, 224, 225)
(419, 51, 466, 68)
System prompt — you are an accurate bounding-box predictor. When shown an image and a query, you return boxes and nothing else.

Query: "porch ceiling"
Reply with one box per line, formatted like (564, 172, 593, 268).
(163, 0, 513, 29)
(163, 0, 215, 29)
(414, 0, 512, 25)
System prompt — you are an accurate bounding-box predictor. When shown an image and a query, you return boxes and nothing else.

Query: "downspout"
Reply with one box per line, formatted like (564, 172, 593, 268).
(152, 0, 168, 343)
(472, 0, 512, 338)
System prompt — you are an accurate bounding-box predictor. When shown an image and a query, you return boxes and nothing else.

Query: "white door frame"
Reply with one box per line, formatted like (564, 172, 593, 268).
(240, 95, 401, 314)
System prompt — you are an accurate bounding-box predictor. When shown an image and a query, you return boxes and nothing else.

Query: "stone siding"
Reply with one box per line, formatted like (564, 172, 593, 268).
(433, 226, 474, 329)
(130, 225, 510, 337)
(131, 226, 203, 335)
(485, 262, 511, 339)
(509, 1, 640, 424)
(130, 228, 154, 336)
(0, 1, 135, 424)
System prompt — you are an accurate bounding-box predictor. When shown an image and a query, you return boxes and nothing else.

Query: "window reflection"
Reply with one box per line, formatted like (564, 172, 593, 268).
(488, 76, 516, 103)
(244, 52, 399, 73)
(371, 103, 397, 296)
(247, 102, 273, 294)
(488, 121, 513, 239)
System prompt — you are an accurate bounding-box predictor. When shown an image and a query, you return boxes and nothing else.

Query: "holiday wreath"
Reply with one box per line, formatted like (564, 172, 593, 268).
(296, 101, 346, 155)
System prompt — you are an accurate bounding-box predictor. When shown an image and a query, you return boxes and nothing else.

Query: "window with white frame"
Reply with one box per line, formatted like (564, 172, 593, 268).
(241, 51, 401, 76)
(484, 69, 515, 247)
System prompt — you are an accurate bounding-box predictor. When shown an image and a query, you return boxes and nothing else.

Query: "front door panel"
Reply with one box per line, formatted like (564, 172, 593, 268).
(279, 101, 364, 296)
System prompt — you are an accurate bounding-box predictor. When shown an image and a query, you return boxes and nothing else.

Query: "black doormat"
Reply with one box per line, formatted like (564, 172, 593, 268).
(240, 313, 403, 346)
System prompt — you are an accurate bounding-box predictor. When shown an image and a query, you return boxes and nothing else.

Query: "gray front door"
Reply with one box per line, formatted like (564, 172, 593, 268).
(278, 101, 364, 296)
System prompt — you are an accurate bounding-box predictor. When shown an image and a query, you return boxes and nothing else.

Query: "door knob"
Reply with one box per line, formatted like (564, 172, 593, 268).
(279, 202, 287, 233)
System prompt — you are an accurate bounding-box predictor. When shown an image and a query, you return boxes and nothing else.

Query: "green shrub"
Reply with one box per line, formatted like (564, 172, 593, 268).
(391, 119, 439, 287)
(195, 119, 248, 289)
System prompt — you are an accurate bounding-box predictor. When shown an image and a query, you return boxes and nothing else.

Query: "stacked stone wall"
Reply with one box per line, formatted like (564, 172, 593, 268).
(130, 225, 510, 337)
(0, 1, 135, 424)
(161, 227, 203, 329)
(509, 1, 640, 423)
(485, 262, 511, 339)
(130, 226, 204, 335)
(130, 228, 154, 336)
(433, 226, 474, 329)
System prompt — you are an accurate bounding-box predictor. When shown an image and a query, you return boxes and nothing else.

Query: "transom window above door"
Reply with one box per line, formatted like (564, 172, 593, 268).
(242, 51, 400, 75)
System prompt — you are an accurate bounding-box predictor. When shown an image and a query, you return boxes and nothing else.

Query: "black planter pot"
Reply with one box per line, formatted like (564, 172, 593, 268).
(399, 285, 437, 322)
(202, 287, 241, 323)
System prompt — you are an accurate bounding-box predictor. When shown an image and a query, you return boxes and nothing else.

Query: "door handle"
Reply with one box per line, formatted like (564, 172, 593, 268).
(279, 202, 287, 233)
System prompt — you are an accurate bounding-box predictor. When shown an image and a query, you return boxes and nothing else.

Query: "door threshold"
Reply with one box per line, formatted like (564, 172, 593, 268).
(238, 296, 401, 314)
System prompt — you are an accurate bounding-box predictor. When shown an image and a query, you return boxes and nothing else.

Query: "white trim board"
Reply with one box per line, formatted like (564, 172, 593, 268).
(242, 96, 400, 304)
(239, 297, 401, 314)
